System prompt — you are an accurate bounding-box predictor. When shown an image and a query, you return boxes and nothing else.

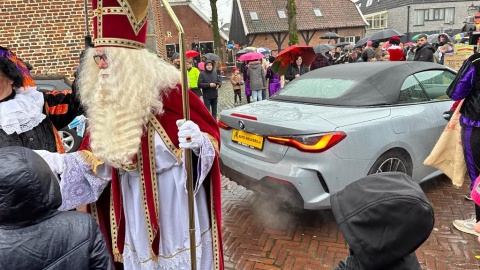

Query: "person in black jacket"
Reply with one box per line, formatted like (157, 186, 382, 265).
(0, 146, 113, 270)
(413, 34, 435, 62)
(198, 59, 221, 119)
(0, 46, 81, 152)
(285, 55, 310, 82)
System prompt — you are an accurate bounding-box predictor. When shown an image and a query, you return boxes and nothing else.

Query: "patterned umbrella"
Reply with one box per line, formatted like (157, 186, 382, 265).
(271, 45, 316, 75)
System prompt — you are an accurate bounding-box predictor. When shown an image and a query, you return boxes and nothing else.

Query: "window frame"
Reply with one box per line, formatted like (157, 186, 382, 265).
(277, 9, 287, 19)
(249, 11, 259, 21)
(313, 8, 322, 17)
(365, 11, 387, 30)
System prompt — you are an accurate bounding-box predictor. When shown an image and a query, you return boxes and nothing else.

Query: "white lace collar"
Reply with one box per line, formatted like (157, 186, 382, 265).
(0, 86, 46, 135)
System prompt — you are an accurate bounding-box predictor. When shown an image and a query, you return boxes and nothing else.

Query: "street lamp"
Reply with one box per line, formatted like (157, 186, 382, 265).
(193, 35, 199, 51)
(468, 3, 477, 17)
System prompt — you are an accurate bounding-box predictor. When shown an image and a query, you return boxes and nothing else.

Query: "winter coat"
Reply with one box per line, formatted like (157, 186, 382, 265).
(285, 63, 310, 81)
(0, 146, 113, 270)
(247, 61, 266, 91)
(230, 73, 243, 90)
(198, 63, 221, 100)
(413, 43, 435, 62)
(331, 173, 434, 270)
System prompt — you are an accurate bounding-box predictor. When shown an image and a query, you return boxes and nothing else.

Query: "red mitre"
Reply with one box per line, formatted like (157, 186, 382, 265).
(92, 0, 149, 49)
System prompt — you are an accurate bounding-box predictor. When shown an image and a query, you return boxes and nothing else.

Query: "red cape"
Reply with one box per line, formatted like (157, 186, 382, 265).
(81, 86, 224, 269)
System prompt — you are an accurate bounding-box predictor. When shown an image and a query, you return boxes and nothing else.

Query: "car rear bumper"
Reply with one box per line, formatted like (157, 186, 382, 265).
(220, 145, 372, 210)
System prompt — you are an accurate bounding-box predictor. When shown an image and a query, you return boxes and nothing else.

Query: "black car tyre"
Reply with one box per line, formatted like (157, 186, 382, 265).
(58, 127, 82, 153)
(367, 150, 412, 176)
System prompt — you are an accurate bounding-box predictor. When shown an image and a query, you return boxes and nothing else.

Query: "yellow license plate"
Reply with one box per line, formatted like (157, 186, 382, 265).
(231, 129, 264, 150)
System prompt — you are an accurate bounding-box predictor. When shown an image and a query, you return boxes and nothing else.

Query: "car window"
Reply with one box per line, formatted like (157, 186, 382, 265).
(414, 70, 455, 100)
(36, 84, 56, 92)
(278, 78, 355, 99)
(398, 75, 428, 103)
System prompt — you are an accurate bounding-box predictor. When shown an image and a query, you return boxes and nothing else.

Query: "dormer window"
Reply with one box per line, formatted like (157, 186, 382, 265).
(313, 8, 322, 17)
(278, 10, 287, 19)
(250, 11, 259, 21)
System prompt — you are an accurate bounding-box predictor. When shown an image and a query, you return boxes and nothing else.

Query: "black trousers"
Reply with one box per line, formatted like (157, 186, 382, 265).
(234, 89, 241, 103)
(204, 98, 218, 119)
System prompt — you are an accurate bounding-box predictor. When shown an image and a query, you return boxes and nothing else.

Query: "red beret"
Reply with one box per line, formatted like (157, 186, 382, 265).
(389, 36, 401, 41)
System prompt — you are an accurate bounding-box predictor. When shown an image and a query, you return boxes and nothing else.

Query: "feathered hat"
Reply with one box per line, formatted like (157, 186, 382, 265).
(92, 0, 149, 49)
(0, 46, 35, 88)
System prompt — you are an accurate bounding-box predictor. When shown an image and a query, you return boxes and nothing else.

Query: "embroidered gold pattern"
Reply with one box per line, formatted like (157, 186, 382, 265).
(78, 150, 105, 176)
(110, 185, 123, 263)
(137, 124, 159, 262)
(90, 203, 100, 225)
(205, 133, 219, 154)
(97, 0, 103, 38)
(210, 181, 221, 270)
(149, 114, 181, 163)
(94, 38, 146, 49)
(148, 123, 160, 239)
(93, 7, 124, 17)
(118, 0, 149, 35)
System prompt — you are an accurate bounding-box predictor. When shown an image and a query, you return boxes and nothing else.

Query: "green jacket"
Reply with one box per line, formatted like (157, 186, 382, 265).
(187, 66, 200, 89)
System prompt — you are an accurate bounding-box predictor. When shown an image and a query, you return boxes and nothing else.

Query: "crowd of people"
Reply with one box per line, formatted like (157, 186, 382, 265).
(180, 33, 456, 120)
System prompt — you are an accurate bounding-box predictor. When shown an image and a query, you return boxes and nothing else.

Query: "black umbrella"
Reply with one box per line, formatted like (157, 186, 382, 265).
(355, 36, 370, 48)
(369, 29, 404, 42)
(204, 53, 221, 62)
(321, 32, 340, 39)
(313, 43, 335, 54)
(344, 45, 355, 51)
(334, 41, 351, 47)
(236, 49, 255, 56)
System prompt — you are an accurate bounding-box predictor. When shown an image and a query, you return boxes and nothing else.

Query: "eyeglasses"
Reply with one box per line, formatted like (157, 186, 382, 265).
(93, 54, 107, 64)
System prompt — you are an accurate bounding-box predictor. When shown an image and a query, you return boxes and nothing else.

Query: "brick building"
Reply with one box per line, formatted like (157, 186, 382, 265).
(0, 0, 89, 79)
(0, 0, 227, 80)
(229, 0, 368, 54)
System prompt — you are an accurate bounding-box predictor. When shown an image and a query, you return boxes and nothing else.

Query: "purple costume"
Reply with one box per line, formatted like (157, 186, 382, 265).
(266, 66, 281, 96)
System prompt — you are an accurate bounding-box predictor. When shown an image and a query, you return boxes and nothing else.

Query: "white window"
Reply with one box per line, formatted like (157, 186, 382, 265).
(344, 36, 355, 44)
(249, 11, 258, 21)
(414, 7, 454, 25)
(366, 0, 373, 7)
(277, 10, 286, 19)
(365, 12, 387, 29)
(313, 8, 322, 17)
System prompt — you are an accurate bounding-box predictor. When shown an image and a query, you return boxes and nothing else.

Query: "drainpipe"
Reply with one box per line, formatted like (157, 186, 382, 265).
(406, 5, 410, 42)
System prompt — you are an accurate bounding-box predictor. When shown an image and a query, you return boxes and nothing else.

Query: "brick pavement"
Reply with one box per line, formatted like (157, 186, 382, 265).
(215, 82, 480, 270)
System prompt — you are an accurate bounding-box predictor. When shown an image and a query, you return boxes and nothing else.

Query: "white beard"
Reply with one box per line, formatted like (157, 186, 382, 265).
(78, 47, 180, 168)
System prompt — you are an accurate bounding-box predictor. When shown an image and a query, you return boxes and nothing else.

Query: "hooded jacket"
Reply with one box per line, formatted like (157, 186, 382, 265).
(413, 43, 435, 62)
(247, 61, 266, 91)
(331, 173, 434, 270)
(0, 146, 113, 270)
(198, 60, 221, 99)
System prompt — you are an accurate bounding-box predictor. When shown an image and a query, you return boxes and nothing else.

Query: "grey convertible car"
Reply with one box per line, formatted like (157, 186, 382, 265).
(219, 61, 455, 210)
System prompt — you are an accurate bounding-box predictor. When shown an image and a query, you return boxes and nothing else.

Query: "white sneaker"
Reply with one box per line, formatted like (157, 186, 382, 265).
(453, 216, 480, 236)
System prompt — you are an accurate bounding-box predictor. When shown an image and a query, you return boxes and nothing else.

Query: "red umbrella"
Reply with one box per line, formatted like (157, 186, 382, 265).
(271, 45, 316, 75)
(186, 50, 200, 58)
(237, 52, 264, 61)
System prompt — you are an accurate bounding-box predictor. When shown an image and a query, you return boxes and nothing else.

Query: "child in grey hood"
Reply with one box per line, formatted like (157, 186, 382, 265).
(247, 60, 266, 102)
(331, 172, 434, 270)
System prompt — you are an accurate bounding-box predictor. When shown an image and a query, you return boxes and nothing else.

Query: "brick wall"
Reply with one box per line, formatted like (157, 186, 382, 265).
(1, 1, 90, 80)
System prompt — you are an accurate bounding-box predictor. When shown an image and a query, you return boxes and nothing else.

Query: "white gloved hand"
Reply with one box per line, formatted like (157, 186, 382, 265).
(33, 150, 64, 175)
(176, 119, 202, 154)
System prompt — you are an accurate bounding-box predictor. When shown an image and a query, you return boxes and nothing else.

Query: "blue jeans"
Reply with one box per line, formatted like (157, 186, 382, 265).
(204, 98, 218, 119)
(252, 90, 262, 102)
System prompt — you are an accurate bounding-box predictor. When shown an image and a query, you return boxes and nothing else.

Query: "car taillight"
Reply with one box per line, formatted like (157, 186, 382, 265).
(267, 132, 346, 153)
(217, 120, 231, 130)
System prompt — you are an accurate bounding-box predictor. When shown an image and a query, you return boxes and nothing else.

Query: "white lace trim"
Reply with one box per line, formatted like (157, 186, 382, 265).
(0, 86, 46, 135)
(122, 230, 213, 270)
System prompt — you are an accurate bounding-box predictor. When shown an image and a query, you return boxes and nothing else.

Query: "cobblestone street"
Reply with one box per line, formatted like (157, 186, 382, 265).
(215, 80, 480, 270)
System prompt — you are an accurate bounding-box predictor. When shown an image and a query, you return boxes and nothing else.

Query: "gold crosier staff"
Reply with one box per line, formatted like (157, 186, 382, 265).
(156, 1, 197, 269)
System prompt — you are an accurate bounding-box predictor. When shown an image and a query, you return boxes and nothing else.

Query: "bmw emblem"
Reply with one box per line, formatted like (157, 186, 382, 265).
(238, 120, 245, 130)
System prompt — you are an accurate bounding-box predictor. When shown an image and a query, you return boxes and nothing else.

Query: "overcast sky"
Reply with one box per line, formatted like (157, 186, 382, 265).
(191, 0, 233, 26)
